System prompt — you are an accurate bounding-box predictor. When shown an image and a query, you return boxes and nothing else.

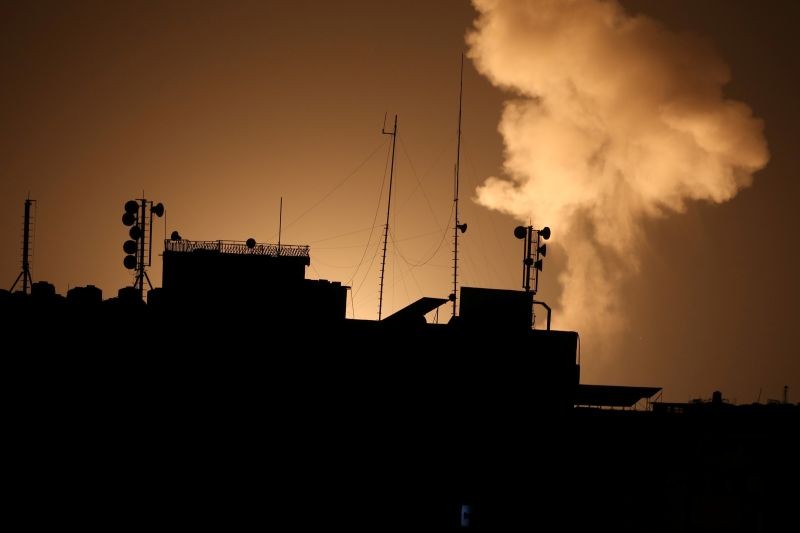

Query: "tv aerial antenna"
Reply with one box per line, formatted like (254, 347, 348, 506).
(10, 197, 36, 294)
(450, 54, 468, 318)
(378, 114, 398, 321)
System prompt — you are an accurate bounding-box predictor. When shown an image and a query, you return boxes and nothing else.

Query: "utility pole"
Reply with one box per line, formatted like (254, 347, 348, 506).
(378, 114, 398, 321)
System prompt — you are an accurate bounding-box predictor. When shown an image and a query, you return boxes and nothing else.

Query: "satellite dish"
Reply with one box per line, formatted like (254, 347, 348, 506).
(123, 255, 137, 270)
(538, 244, 547, 257)
(151, 203, 165, 217)
(539, 226, 551, 240)
(123, 240, 138, 254)
(448, 293, 456, 302)
(457, 223, 467, 234)
(524, 257, 534, 266)
(124, 200, 139, 214)
(246, 238, 256, 249)
(534, 259, 543, 271)
(170, 230, 181, 241)
(514, 226, 527, 240)
(129, 226, 143, 240)
(122, 212, 136, 226)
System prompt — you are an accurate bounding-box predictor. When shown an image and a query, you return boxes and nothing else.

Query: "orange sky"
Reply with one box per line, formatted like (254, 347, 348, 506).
(1, 0, 798, 403)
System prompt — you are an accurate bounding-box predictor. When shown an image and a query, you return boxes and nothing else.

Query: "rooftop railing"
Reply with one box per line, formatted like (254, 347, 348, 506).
(164, 239, 309, 258)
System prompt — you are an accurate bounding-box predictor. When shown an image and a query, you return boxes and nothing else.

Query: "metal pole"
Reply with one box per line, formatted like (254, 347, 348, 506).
(533, 300, 552, 330)
(378, 115, 398, 321)
(22, 199, 32, 294)
(452, 54, 464, 318)
(11, 197, 36, 293)
(524, 226, 533, 292)
(521, 236, 526, 290)
(138, 199, 147, 297)
(148, 201, 154, 267)
(534, 231, 541, 294)
(278, 197, 283, 256)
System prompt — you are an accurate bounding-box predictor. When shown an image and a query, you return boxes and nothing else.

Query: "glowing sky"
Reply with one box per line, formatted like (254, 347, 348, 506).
(1, 0, 798, 403)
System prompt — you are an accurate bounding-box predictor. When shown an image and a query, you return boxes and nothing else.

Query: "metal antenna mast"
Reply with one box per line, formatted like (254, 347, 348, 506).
(378, 114, 398, 321)
(136, 199, 152, 296)
(451, 54, 467, 318)
(10, 198, 35, 294)
(278, 196, 283, 256)
(122, 197, 164, 299)
(514, 224, 552, 329)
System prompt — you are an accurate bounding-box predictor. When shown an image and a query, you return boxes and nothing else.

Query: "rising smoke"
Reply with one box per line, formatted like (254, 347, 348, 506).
(468, 0, 768, 353)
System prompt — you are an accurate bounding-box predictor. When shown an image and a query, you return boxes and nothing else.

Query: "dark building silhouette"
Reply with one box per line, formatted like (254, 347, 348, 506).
(161, 238, 347, 322)
(3, 232, 798, 531)
(31, 281, 56, 300)
(66, 285, 102, 306)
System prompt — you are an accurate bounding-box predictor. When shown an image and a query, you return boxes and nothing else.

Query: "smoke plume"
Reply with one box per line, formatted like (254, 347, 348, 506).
(468, 0, 768, 355)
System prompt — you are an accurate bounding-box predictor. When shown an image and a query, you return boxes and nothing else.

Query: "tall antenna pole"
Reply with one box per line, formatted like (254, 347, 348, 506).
(278, 196, 283, 256)
(21, 198, 33, 294)
(122, 197, 162, 298)
(148, 200, 155, 267)
(451, 54, 465, 318)
(10, 198, 35, 294)
(136, 199, 148, 296)
(378, 114, 398, 321)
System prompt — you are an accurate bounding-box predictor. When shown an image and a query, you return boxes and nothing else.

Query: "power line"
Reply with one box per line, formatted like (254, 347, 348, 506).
(280, 137, 388, 233)
(346, 134, 394, 287)
(391, 202, 454, 269)
(397, 135, 448, 230)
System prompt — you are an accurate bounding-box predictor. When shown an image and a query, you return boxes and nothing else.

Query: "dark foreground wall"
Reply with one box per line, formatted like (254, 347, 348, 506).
(4, 302, 797, 531)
